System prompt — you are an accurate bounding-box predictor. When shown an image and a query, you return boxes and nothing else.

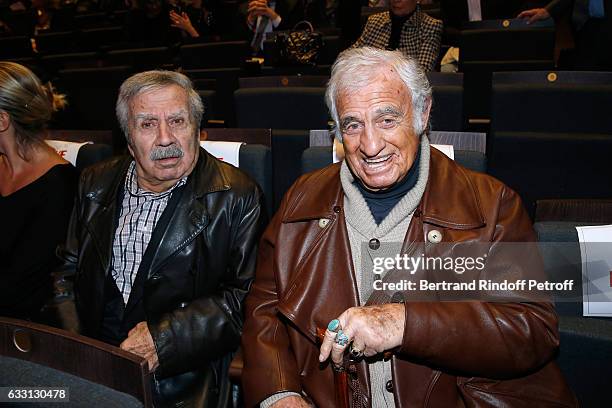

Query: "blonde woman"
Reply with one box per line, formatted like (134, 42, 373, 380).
(0, 62, 77, 322)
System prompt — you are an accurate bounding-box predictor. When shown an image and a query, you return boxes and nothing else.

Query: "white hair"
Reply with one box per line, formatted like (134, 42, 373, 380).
(325, 47, 432, 140)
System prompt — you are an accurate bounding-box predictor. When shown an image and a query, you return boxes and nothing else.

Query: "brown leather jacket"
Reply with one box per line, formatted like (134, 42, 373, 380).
(242, 148, 577, 407)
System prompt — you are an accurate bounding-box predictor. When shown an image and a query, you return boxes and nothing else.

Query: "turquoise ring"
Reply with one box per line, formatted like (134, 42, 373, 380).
(327, 319, 340, 333)
(335, 330, 349, 347)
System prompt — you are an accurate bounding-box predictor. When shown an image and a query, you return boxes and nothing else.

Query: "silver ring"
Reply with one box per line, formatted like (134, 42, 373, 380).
(349, 345, 363, 358)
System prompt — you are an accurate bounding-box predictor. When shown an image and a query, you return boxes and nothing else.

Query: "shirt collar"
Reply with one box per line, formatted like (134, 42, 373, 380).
(125, 161, 187, 198)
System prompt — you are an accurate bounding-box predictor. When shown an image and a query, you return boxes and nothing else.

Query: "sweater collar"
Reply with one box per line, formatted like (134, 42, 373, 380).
(284, 139, 485, 230)
(341, 136, 430, 238)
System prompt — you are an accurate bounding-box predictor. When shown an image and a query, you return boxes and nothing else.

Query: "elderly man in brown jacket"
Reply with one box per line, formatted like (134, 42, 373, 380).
(241, 47, 577, 408)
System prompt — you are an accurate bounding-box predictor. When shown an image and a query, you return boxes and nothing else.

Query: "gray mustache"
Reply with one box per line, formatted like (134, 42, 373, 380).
(150, 144, 184, 161)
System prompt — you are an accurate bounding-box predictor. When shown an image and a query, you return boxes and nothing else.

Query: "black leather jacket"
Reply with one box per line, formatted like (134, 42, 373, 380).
(56, 148, 266, 406)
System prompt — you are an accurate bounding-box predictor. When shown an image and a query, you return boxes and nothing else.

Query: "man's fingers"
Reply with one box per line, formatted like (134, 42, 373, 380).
(318, 328, 337, 362)
(330, 341, 347, 365)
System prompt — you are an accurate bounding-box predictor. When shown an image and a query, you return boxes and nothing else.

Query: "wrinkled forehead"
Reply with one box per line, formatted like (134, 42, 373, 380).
(337, 66, 409, 100)
(129, 85, 190, 117)
(337, 68, 411, 111)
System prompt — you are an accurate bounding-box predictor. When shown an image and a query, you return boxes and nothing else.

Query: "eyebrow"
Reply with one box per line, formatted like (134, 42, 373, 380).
(167, 110, 188, 121)
(374, 106, 403, 117)
(134, 109, 189, 121)
(339, 115, 363, 128)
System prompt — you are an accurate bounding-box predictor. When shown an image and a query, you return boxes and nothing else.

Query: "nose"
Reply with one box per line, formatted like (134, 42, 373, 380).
(360, 124, 385, 158)
(156, 120, 177, 146)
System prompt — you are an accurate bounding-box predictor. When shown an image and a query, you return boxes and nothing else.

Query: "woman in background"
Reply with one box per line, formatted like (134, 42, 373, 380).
(353, 0, 443, 72)
(0, 62, 77, 322)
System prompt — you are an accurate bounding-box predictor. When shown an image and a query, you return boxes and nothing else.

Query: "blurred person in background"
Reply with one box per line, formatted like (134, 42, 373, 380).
(441, 0, 537, 45)
(0, 61, 76, 322)
(518, 0, 611, 70)
(169, 0, 221, 40)
(353, 0, 443, 72)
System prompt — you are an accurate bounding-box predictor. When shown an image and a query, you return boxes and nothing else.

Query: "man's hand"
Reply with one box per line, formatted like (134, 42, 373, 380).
(319, 304, 406, 365)
(120, 321, 159, 372)
(270, 396, 311, 408)
(247, 0, 280, 25)
(517, 8, 551, 24)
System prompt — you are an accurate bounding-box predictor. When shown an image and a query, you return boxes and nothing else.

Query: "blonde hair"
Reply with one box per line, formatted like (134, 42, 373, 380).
(0, 61, 67, 158)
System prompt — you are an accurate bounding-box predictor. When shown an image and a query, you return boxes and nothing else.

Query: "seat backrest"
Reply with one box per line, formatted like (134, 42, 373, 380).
(239, 144, 273, 217)
(200, 138, 273, 217)
(0, 317, 152, 407)
(557, 316, 612, 407)
(0, 36, 32, 58)
(197, 90, 217, 125)
(184, 68, 241, 126)
(459, 19, 555, 118)
(271, 129, 310, 210)
(535, 199, 612, 224)
(239, 75, 329, 88)
(41, 52, 102, 72)
(491, 71, 612, 135)
(179, 41, 249, 69)
(47, 129, 113, 145)
(34, 31, 75, 55)
(459, 18, 555, 64)
(56, 66, 133, 130)
(427, 72, 464, 131)
(78, 26, 125, 52)
(488, 71, 612, 216)
(106, 47, 173, 71)
(234, 87, 329, 130)
(201, 128, 271, 147)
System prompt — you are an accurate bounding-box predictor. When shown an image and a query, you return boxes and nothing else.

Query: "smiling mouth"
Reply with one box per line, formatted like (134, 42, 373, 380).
(363, 154, 392, 169)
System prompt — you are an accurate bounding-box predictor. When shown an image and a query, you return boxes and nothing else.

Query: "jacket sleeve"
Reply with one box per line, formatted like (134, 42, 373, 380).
(241, 186, 304, 407)
(397, 186, 559, 379)
(417, 18, 443, 72)
(149, 185, 266, 379)
(52, 172, 87, 333)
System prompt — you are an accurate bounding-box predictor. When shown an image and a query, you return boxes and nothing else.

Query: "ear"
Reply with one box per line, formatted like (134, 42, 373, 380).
(0, 111, 10, 132)
(421, 96, 432, 131)
(126, 140, 134, 157)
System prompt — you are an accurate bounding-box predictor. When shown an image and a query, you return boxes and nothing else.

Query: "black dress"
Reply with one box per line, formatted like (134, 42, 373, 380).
(0, 163, 77, 321)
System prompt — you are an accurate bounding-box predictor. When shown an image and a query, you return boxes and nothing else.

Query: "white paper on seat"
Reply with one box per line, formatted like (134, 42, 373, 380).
(200, 141, 244, 167)
(431, 144, 454, 160)
(576, 224, 612, 317)
(46, 140, 91, 166)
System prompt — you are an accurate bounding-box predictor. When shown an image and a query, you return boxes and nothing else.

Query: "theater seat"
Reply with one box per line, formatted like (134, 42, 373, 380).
(558, 314, 612, 407)
(0, 317, 152, 407)
(238, 145, 273, 217)
(46, 140, 113, 173)
(427, 72, 464, 131)
(200, 139, 273, 217)
(234, 87, 329, 130)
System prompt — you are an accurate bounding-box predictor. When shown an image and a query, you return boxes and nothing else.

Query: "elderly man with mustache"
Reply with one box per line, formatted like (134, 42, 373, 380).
(55, 70, 266, 407)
